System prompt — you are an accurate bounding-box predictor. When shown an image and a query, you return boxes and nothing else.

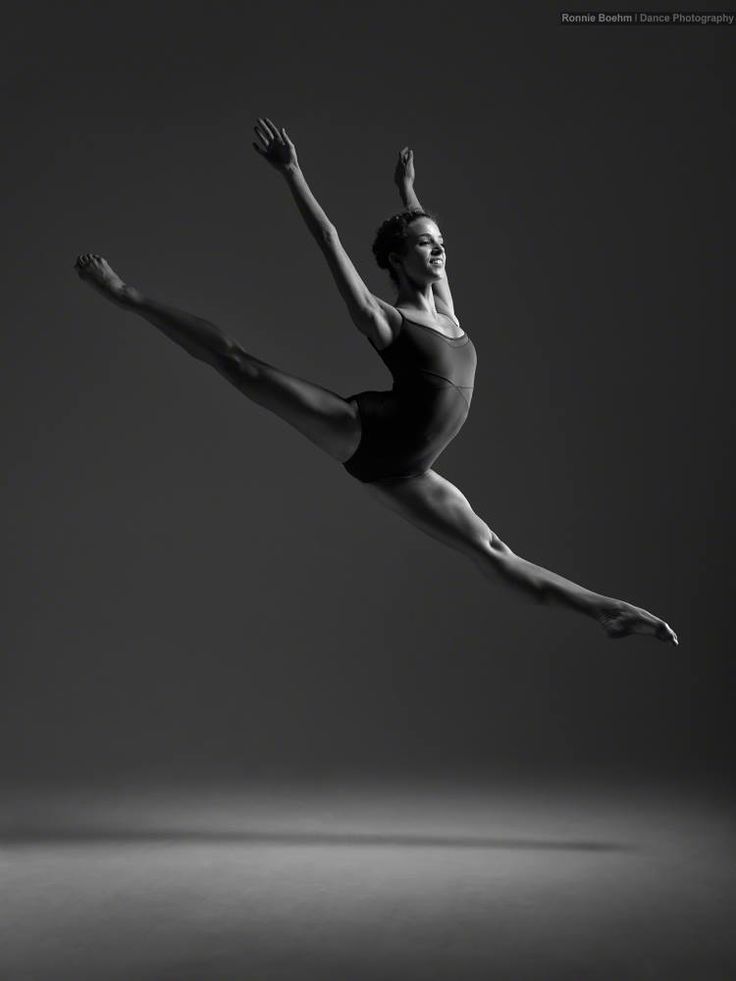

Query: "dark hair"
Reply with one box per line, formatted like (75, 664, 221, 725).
(372, 208, 440, 285)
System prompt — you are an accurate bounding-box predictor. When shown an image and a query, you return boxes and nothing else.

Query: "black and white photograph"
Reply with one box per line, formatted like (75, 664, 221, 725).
(2, 2, 734, 978)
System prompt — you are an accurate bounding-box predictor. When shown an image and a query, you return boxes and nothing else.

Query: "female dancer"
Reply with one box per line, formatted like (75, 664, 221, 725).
(75, 116, 677, 644)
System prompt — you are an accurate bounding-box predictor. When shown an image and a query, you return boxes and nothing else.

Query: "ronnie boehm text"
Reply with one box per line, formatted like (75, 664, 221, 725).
(560, 11, 735, 25)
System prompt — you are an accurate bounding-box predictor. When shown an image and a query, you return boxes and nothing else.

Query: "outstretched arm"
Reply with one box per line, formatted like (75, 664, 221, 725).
(253, 117, 397, 349)
(394, 147, 456, 318)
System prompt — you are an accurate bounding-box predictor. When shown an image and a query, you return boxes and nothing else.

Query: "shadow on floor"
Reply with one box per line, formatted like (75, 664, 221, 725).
(0, 825, 634, 852)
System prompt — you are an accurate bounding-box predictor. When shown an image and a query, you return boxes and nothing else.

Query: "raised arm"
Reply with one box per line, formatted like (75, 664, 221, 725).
(394, 147, 456, 317)
(253, 117, 397, 349)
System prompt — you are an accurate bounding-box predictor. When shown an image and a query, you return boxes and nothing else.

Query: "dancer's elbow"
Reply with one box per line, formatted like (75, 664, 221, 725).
(319, 222, 339, 245)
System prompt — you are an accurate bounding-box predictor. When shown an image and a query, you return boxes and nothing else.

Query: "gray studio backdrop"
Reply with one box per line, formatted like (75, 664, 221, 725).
(2, 2, 733, 791)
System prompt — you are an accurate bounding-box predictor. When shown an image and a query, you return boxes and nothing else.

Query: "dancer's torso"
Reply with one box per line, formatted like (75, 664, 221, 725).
(342, 310, 477, 482)
(377, 311, 477, 394)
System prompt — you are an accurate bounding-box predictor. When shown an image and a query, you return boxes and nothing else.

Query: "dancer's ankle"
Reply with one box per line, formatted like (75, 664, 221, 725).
(117, 284, 142, 308)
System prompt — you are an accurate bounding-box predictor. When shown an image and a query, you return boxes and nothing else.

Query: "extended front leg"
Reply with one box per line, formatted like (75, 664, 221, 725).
(74, 254, 361, 462)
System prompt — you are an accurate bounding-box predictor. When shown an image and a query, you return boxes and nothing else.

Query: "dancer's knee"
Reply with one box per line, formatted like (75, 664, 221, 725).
(464, 509, 507, 553)
(467, 524, 513, 562)
(216, 343, 261, 384)
(488, 530, 512, 555)
(458, 515, 497, 556)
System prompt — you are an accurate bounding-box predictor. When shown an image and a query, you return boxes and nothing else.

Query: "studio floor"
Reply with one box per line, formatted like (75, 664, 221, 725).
(2, 779, 734, 980)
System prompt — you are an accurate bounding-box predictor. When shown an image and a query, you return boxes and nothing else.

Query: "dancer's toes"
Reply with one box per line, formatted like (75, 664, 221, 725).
(656, 621, 678, 646)
(598, 600, 678, 645)
(74, 253, 129, 303)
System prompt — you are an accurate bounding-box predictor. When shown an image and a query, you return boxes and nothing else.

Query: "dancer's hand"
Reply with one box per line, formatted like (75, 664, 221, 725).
(394, 146, 415, 188)
(253, 117, 299, 173)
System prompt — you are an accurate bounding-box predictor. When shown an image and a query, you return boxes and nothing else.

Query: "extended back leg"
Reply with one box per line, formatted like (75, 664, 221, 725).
(365, 469, 678, 643)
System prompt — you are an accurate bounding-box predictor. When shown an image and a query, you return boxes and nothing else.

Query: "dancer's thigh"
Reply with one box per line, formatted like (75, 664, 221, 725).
(219, 354, 361, 462)
(364, 469, 495, 556)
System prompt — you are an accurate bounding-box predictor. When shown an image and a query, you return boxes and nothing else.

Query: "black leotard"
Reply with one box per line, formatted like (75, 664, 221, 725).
(343, 310, 477, 483)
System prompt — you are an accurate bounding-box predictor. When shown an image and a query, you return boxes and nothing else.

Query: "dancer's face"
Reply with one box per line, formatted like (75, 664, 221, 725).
(392, 218, 446, 286)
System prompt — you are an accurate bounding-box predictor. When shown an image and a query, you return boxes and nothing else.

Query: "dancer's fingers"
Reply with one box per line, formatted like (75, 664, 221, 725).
(263, 117, 282, 141)
(281, 126, 294, 147)
(254, 124, 270, 147)
(270, 119, 286, 143)
(252, 141, 266, 156)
